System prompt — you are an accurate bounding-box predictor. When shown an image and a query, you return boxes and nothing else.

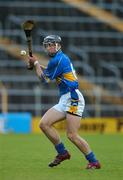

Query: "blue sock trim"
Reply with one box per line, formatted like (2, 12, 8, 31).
(55, 142, 66, 155)
(85, 152, 97, 163)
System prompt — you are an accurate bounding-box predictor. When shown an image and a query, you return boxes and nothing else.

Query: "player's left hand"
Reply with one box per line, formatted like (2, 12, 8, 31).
(28, 55, 38, 65)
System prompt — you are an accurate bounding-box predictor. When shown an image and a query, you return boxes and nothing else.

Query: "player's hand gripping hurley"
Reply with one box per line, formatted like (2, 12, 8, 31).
(22, 20, 35, 70)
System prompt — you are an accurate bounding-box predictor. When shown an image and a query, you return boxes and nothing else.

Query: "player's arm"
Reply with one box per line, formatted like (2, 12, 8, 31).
(40, 64, 46, 70)
(35, 62, 50, 83)
(28, 55, 50, 83)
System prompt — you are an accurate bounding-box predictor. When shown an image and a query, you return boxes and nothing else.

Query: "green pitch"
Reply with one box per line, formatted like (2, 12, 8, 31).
(0, 133, 123, 180)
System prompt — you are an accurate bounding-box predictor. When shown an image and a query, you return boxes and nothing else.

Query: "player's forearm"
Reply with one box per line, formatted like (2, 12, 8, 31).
(34, 61, 50, 83)
(40, 64, 46, 70)
(34, 61, 44, 78)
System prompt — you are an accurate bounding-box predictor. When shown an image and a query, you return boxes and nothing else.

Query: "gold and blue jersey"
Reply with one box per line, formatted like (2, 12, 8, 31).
(41, 50, 79, 100)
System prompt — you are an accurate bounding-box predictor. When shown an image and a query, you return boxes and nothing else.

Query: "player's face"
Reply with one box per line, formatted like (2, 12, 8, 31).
(44, 43, 61, 56)
(45, 43, 57, 53)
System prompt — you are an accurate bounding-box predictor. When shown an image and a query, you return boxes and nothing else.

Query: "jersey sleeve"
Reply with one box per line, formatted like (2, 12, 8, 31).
(43, 58, 63, 80)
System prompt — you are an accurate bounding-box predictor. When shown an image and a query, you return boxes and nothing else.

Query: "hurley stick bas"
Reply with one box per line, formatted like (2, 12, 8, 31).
(22, 20, 35, 70)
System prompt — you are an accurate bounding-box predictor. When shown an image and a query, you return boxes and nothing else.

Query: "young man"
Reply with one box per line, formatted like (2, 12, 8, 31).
(28, 35, 101, 169)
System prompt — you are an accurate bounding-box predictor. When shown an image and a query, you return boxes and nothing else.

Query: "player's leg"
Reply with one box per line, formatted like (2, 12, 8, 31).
(66, 113, 91, 154)
(65, 89, 101, 169)
(39, 108, 70, 167)
(66, 113, 101, 169)
(39, 107, 64, 145)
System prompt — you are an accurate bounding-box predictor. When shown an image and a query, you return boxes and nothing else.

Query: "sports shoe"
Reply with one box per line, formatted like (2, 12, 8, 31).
(86, 161, 101, 169)
(48, 151, 71, 167)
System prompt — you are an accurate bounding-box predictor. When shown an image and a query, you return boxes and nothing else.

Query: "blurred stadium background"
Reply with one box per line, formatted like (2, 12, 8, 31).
(0, 0, 123, 134)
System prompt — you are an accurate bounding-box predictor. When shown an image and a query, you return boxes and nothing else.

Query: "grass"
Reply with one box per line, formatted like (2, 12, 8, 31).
(0, 133, 123, 180)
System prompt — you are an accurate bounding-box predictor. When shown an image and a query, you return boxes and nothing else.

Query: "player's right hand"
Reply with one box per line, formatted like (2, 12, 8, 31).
(28, 55, 38, 65)
(27, 60, 34, 70)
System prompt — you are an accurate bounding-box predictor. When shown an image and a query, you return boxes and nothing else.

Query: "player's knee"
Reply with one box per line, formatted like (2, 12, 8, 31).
(39, 121, 47, 131)
(67, 132, 77, 142)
